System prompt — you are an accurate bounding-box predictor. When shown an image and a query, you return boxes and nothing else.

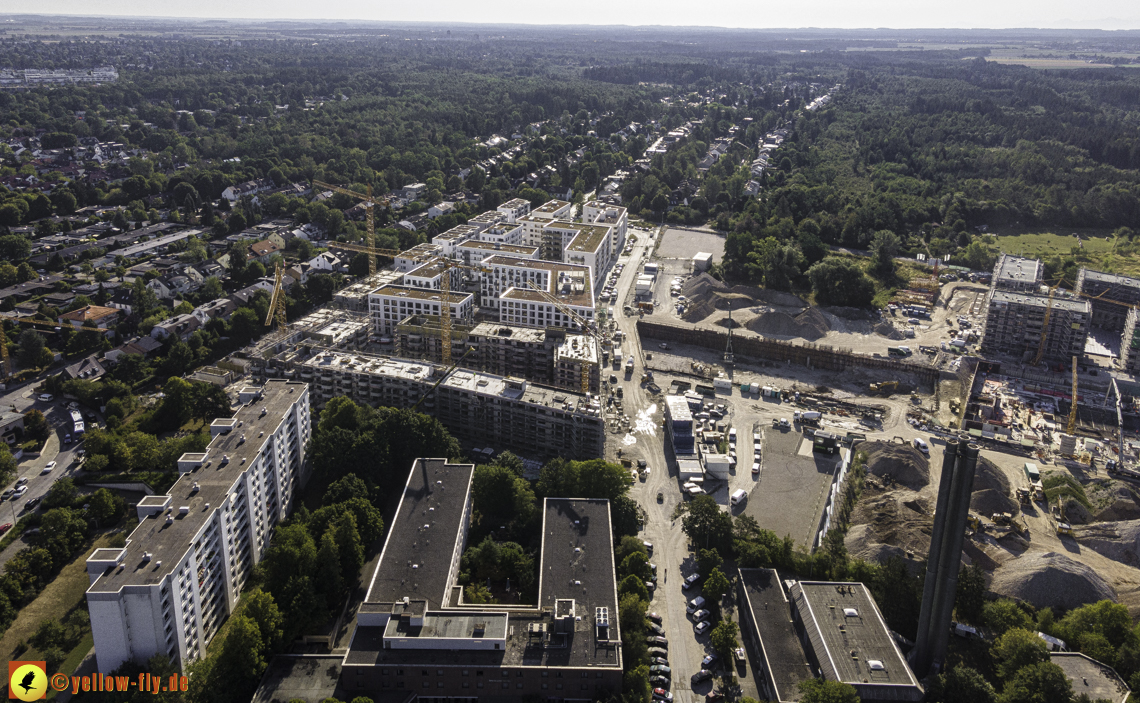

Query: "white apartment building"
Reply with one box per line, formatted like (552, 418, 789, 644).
(85, 381, 311, 672)
(432, 224, 482, 258)
(517, 199, 572, 249)
(479, 255, 595, 330)
(583, 200, 628, 252)
(546, 221, 613, 286)
(393, 243, 444, 272)
(368, 285, 474, 335)
(477, 222, 525, 247)
(454, 240, 539, 267)
(497, 197, 532, 223)
(402, 258, 463, 292)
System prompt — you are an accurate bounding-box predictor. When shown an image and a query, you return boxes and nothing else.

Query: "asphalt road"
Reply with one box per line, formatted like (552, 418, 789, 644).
(0, 387, 89, 568)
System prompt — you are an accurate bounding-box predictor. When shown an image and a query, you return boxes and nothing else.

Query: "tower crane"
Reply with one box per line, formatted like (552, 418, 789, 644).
(1068, 355, 1079, 435)
(264, 262, 288, 333)
(525, 280, 599, 396)
(1031, 280, 1065, 367)
(311, 180, 390, 276)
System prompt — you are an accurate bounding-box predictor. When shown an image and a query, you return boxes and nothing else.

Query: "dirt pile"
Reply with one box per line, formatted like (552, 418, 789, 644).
(863, 442, 931, 490)
(874, 322, 904, 340)
(1075, 521, 1140, 568)
(991, 551, 1117, 609)
(845, 493, 933, 562)
(1091, 484, 1140, 522)
(971, 489, 1018, 517)
(745, 308, 829, 340)
(975, 457, 1012, 495)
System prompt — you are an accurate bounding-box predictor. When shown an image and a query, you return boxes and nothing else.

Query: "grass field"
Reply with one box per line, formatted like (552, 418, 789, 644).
(991, 230, 1140, 277)
(0, 533, 118, 697)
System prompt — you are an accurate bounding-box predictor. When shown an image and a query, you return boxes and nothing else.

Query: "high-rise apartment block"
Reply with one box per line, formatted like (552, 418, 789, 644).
(85, 381, 311, 672)
(1075, 268, 1140, 329)
(980, 290, 1089, 362)
(992, 254, 1043, 292)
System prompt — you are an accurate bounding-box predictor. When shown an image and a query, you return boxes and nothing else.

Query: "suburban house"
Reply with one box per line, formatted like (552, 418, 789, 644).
(249, 239, 282, 263)
(57, 305, 120, 330)
(399, 183, 427, 200)
(105, 335, 163, 363)
(427, 201, 456, 218)
(307, 252, 344, 273)
(221, 179, 272, 203)
(150, 313, 201, 342)
(62, 354, 106, 382)
(147, 274, 195, 300)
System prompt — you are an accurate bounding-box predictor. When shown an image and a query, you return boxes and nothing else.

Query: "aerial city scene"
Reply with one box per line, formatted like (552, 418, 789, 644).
(1, 4, 1140, 702)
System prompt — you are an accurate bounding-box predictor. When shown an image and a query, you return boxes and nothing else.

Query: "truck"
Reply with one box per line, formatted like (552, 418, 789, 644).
(626, 357, 635, 372)
(887, 347, 910, 357)
(614, 349, 623, 366)
(794, 410, 822, 424)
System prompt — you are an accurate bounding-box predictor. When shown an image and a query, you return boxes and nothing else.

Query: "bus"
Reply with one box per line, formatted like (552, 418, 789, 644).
(69, 410, 85, 437)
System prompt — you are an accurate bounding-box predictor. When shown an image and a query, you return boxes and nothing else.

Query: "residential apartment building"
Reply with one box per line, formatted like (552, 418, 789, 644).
(481, 255, 595, 330)
(454, 240, 539, 268)
(368, 285, 475, 336)
(402, 258, 463, 293)
(340, 470, 623, 699)
(85, 381, 311, 672)
(582, 200, 628, 253)
(393, 243, 444, 273)
(517, 200, 572, 253)
(551, 221, 613, 286)
(981, 290, 1090, 362)
(992, 254, 1044, 293)
(497, 197, 532, 223)
(298, 351, 604, 459)
(1075, 268, 1140, 329)
(394, 317, 599, 393)
(1121, 307, 1140, 374)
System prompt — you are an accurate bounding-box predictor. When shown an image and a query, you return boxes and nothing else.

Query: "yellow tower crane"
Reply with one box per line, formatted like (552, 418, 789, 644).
(264, 262, 288, 332)
(1031, 280, 1064, 367)
(311, 180, 389, 276)
(525, 280, 599, 396)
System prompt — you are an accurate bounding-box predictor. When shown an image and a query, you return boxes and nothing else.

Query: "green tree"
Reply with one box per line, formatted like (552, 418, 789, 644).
(993, 628, 1050, 681)
(798, 679, 860, 703)
(87, 488, 125, 527)
(0, 234, 31, 261)
(0, 444, 17, 487)
(955, 563, 987, 623)
(681, 495, 733, 552)
(709, 618, 739, 662)
(702, 567, 730, 609)
(697, 548, 723, 576)
(201, 276, 225, 300)
(332, 513, 365, 582)
(807, 257, 876, 307)
(932, 666, 996, 703)
(323, 474, 369, 505)
(997, 662, 1072, 703)
(16, 329, 48, 368)
(984, 599, 1034, 638)
(869, 230, 900, 279)
(619, 574, 650, 602)
(42, 478, 78, 509)
(315, 531, 345, 609)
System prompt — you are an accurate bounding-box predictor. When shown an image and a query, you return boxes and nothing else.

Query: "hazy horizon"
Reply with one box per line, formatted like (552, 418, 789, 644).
(4, 2, 1140, 31)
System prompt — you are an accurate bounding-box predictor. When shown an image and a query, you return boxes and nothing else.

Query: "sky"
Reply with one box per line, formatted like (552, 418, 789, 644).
(12, 0, 1140, 30)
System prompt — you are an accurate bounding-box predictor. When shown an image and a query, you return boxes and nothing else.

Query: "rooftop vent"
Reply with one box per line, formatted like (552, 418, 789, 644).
(142, 553, 152, 563)
(179, 506, 190, 516)
(844, 608, 859, 618)
(192, 482, 200, 493)
(868, 660, 885, 671)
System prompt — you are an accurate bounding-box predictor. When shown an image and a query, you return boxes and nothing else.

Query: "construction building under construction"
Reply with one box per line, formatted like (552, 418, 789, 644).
(297, 350, 605, 460)
(980, 290, 1090, 363)
(248, 309, 372, 379)
(394, 316, 600, 394)
(1076, 268, 1140, 329)
(992, 254, 1044, 292)
(1122, 307, 1140, 374)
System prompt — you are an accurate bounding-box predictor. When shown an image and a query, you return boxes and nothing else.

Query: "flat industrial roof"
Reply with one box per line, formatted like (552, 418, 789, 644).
(792, 581, 918, 689)
(990, 290, 1090, 314)
(994, 255, 1041, 285)
(88, 381, 306, 593)
(363, 459, 476, 609)
(739, 569, 810, 702)
(1050, 653, 1130, 703)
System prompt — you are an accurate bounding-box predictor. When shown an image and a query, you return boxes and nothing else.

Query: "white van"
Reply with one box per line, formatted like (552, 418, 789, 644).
(730, 489, 747, 506)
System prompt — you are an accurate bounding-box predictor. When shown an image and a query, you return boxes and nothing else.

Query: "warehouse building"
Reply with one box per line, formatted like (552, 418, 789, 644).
(980, 290, 1090, 363)
(297, 351, 604, 460)
(737, 569, 923, 702)
(85, 381, 311, 672)
(341, 463, 623, 700)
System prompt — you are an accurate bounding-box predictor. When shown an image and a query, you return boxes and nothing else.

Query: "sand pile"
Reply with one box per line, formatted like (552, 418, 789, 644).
(863, 442, 931, 490)
(1076, 521, 1140, 568)
(991, 551, 1117, 609)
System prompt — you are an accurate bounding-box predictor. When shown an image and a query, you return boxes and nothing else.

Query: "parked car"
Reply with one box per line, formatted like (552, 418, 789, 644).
(653, 689, 674, 702)
(646, 636, 668, 647)
(702, 653, 718, 668)
(734, 647, 747, 664)
(649, 676, 670, 688)
(12, 486, 28, 499)
(695, 620, 712, 635)
(687, 596, 706, 612)
(649, 665, 671, 676)
(657, 491, 664, 503)
(651, 657, 669, 666)
(648, 647, 668, 659)
(38, 394, 53, 402)
(649, 623, 666, 636)
(690, 609, 709, 621)
(0, 490, 11, 501)
(0, 523, 12, 534)
(41, 461, 56, 474)
(24, 497, 41, 511)
(682, 573, 700, 590)
(647, 612, 663, 624)
(752, 462, 761, 475)
(692, 670, 713, 684)
(913, 437, 929, 454)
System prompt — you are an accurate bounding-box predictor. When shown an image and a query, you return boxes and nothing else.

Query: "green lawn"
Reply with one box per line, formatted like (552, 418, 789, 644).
(991, 230, 1140, 277)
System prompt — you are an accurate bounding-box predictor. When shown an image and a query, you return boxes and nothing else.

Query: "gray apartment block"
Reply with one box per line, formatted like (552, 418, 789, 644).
(1075, 268, 1140, 329)
(993, 254, 1043, 292)
(981, 290, 1090, 363)
(297, 350, 605, 460)
(1121, 307, 1140, 374)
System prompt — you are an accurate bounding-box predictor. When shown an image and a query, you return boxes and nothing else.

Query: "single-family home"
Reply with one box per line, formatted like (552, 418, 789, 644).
(62, 354, 106, 382)
(150, 313, 201, 342)
(307, 252, 344, 273)
(250, 239, 282, 263)
(428, 201, 456, 219)
(105, 335, 163, 363)
(57, 304, 120, 330)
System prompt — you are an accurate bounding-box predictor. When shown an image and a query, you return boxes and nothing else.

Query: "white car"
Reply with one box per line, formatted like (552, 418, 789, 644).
(41, 461, 56, 474)
(682, 573, 700, 590)
(12, 486, 27, 499)
(38, 394, 53, 402)
(752, 462, 761, 474)
(695, 620, 712, 635)
(691, 608, 710, 621)
(913, 438, 929, 454)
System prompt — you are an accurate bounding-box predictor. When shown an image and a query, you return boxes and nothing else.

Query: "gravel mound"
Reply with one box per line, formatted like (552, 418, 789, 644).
(991, 551, 1117, 609)
(1092, 484, 1140, 522)
(874, 322, 904, 340)
(681, 272, 726, 300)
(864, 442, 931, 490)
(1076, 521, 1140, 568)
(745, 308, 829, 340)
(974, 457, 1012, 495)
(971, 488, 1018, 517)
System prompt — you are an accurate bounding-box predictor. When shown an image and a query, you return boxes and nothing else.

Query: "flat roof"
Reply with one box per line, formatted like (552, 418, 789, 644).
(565, 226, 610, 254)
(554, 335, 598, 364)
(792, 581, 918, 689)
(665, 395, 692, 422)
(458, 241, 538, 255)
(370, 285, 471, 305)
(364, 459, 476, 609)
(384, 611, 509, 640)
(405, 258, 452, 279)
(502, 287, 592, 309)
(499, 198, 530, 210)
(739, 569, 810, 702)
(994, 254, 1041, 285)
(87, 381, 306, 593)
(470, 322, 549, 344)
(990, 290, 1090, 314)
(1050, 653, 1130, 703)
(1079, 267, 1140, 290)
(483, 254, 591, 277)
(533, 200, 571, 214)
